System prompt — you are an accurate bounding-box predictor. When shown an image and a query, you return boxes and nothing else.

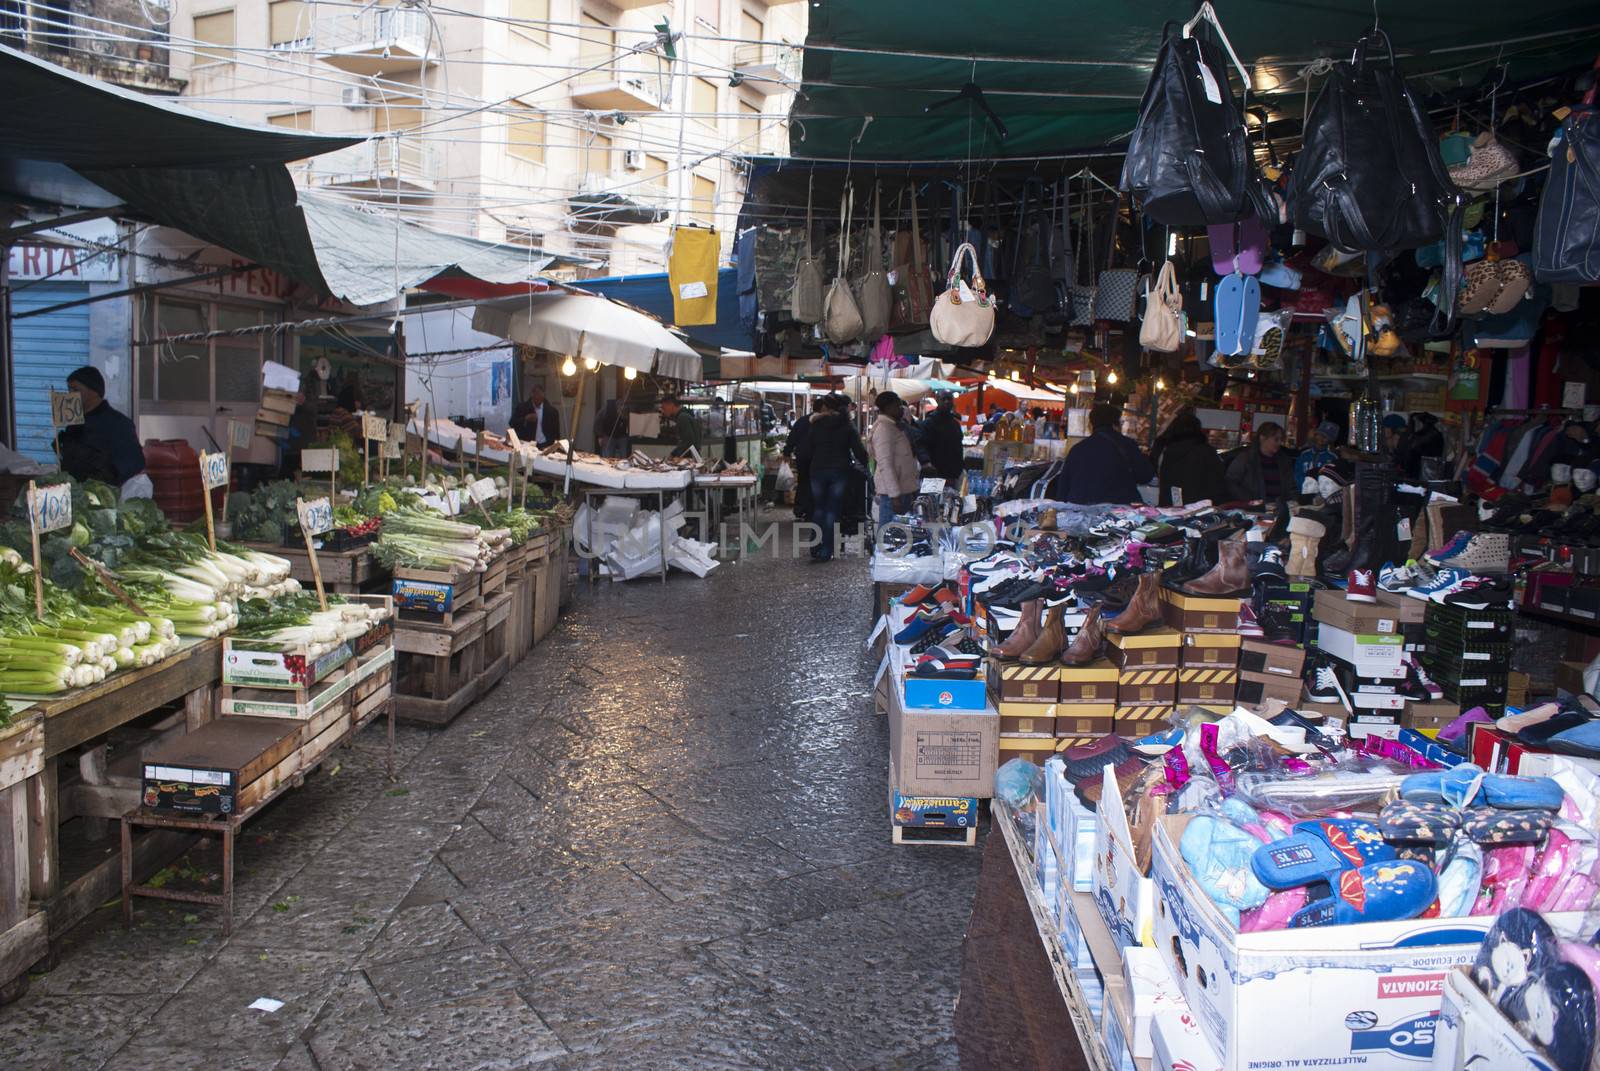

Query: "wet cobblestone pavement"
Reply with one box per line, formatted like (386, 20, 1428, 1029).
(1, 541, 983, 1070)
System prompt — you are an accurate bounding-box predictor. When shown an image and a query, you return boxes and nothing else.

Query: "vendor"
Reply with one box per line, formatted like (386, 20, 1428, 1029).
(1048, 404, 1154, 504)
(59, 365, 151, 501)
(660, 396, 702, 458)
(1226, 421, 1293, 504)
(918, 392, 965, 484)
(511, 383, 561, 448)
(331, 383, 364, 433)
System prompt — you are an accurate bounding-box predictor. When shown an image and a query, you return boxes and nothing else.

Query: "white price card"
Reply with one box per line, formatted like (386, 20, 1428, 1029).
(301, 448, 339, 473)
(49, 391, 83, 427)
(199, 450, 229, 491)
(919, 477, 946, 495)
(470, 477, 498, 503)
(29, 483, 72, 534)
(297, 497, 333, 536)
(228, 418, 252, 450)
(362, 413, 387, 441)
(445, 490, 464, 515)
(419, 492, 448, 514)
(383, 439, 402, 459)
(387, 420, 405, 445)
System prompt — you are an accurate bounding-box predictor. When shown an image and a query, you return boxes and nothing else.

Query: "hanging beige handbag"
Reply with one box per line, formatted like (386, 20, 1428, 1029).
(929, 241, 995, 347)
(790, 174, 824, 324)
(823, 185, 865, 343)
(855, 182, 892, 340)
(1139, 260, 1184, 352)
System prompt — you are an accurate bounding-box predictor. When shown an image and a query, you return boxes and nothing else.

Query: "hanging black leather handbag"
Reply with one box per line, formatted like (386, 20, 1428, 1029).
(1008, 181, 1057, 316)
(1292, 29, 1464, 324)
(1533, 104, 1600, 283)
(1120, 5, 1271, 227)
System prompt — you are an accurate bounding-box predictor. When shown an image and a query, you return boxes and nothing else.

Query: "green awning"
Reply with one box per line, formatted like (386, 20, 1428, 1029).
(791, 1, 1600, 161)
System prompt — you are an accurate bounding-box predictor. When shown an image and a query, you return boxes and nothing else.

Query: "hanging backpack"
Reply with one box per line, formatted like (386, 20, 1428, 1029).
(855, 183, 892, 340)
(1533, 85, 1600, 282)
(1291, 29, 1463, 322)
(891, 186, 935, 328)
(1119, 3, 1271, 227)
(790, 175, 824, 324)
(1140, 260, 1184, 352)
(929, 242, 996, 347)
(823, 186, 865, 343)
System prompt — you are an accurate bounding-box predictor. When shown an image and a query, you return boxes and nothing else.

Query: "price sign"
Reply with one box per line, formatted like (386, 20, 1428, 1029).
(199, 450, 229, 491)
(301, 448, 339, 473)
(470, 477, 499, 503)
(362, 413, 387, 441)
(383, 439, 402, 459)
(297, 496, 333, 536)
(419, 492, 449, 514)
(50, 391, 84, 427)
(919, 477, 946, 495)
(446, 489, 464, 515)
(387, 420, 405, 445)
(28, 482, 72, 534)
(228, 419, 252, 450)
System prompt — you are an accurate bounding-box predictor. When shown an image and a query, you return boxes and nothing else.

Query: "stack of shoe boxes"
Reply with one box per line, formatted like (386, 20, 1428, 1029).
(1057, 659, 1118, 745)
(989, 660, 1061, 768)
(1311, 590, 1408, 737)
(1421, 599, 1514, 717)
(1106, 628, 1182, 737)
(1255, 576, 1318, 644)
(1380, 590, 1459, 735)
(1161, 589, 1242, 713)
(1237, 638, 1307, 709)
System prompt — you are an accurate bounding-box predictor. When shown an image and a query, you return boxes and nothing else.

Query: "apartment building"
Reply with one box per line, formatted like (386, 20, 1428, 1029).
(164, 0, 805, 275)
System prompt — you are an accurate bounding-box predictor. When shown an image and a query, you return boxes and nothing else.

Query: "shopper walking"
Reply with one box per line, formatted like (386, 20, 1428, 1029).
(798, 395, 868, 561)
(1048, 404, 1155, 504)
(919, 391, 966, 485)
(1226, 421, 1293, 505)
(868, 392, 920, 524)
(1150, 408, 1230, 507)
(782, 400, 815, 520)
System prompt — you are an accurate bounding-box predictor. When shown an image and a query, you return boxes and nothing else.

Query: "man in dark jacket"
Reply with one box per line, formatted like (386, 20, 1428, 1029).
(1225, 421, 1293, 504)
(1049, 404, 1154, 504)
(1151, 408, 1231, 506)
(918, 392, 965, 484)
(797, 395, 868, 561)
(510, 383, 561, 447)
(782, 401, 814, 520)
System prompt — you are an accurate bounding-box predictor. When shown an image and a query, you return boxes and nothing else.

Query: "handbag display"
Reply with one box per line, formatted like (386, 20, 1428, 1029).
(1139, 260, 1184, 352)
(790, 174, 824, 324)
(891, 185, 935, 328)
(823, 186, 865, 343)
(1068, 177, 1098, 327)
(1008, 181, 1058, 317)
(855, 183, 892, 340)
(1119, 3, 1271, 226)
(1533, 96, 1600, 283)
(1095, 197, 1139, 322)
(929, 241, 996, 347)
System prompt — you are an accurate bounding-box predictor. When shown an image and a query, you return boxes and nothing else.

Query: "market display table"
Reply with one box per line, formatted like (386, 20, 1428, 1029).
(690, 473, 758, 553)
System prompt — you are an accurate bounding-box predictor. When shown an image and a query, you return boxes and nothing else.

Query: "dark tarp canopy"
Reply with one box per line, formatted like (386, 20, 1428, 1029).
(791, 0, 1600, 161)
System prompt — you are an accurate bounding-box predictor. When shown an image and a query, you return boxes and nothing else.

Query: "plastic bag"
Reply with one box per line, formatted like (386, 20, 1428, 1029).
(775, 460, 795, 492)
(995, 757, 1044, 810)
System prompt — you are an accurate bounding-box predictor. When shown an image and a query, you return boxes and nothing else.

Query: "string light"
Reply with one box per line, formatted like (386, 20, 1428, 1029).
(561, 356, 578, 376)
(1106, 370, 1119, 385)
(623, 366, 637, 380)
(1009, 370, 1020, 381)
(1155, 377, 1166, 390)
(1069, 383, 1079, 395)
(583, 358, 599, 371)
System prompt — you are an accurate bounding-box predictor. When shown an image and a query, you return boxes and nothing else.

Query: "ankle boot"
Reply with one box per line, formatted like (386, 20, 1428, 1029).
(1060, 605, 1105, 665)
(992, 599, 1043, 661)
(1287, 516, 1325, 578)
(1105, 572, 1163, 635)
(1181, 537, 1250, 596)
(1163, 533, 1213, 587)
(1019, 605, 1067, 664)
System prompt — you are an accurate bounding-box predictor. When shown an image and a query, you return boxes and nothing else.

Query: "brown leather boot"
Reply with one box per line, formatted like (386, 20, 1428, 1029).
(1059, 605, 1104, 666)
(1019, 605, 1066, 664)
(1181, 537, 1249, 596)
(1104, 572, 1162, 635)
(992, 599, 1043, 660)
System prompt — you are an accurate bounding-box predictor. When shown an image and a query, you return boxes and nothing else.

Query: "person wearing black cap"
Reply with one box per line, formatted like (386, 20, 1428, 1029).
(867, 391, 919, 524)
(59, 366, 150, 500)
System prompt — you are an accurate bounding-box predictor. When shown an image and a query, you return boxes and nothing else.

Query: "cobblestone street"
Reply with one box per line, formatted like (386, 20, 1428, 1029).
(0, 544, 983, 1070)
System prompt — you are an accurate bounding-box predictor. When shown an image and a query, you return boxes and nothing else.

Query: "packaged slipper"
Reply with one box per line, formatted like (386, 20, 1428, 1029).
(1240, 885, 1307, 932)
(1559, 940, 1600, 1021)
(1378, 799, 1464, 845)
(1474, 845, 1538, 917)
(1251, 818, 1397, 891)
(1464, 807, 1554, 846)
(1289, 860, 1437, 927)
(1402, 764, 1565, 810)
(1522, 826, 1582, 910)
(1435, 835, 1482, 917)
(1474, 908, 1561, 1010)
(1180, 815, 1270, 927)
(1505, 962, 1597, 1071)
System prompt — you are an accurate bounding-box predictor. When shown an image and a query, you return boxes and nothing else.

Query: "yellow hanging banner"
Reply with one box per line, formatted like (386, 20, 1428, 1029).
(667, 226, 719, 326)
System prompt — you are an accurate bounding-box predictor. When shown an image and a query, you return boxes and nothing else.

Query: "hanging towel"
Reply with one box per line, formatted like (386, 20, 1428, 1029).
(668, 226, 719, 326)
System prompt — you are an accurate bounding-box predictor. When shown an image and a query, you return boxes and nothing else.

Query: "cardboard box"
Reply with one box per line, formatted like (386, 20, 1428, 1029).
(1118, 667, 1178, 706)
(1375, 588, 1427, 624)
(887, 686, 999, 797)
(1103, 981, 1136, 1071)
(1430, 966, 1553, 1071)
(1059, 659, 1120, 703)
(1317, 622, 1405, 676)
(997, 701, 1056, 736)
(222, 639, 353, 690)
(889, 788, 979, 829)
(1124, 945, 1189, 1061)
(1313, 588, 1402, 634)
(1107, 627, 1183, 669)
(1152, 1009, 1223, 1071)
(1091, 766, 1154, 951)
(1178, 667, 1237, 704)
(1235, 670, 1302, 710)
(1055, 707, 1115, 737)
(1469, 723, 1540, 775)
(1556, 659, 1588, 697)
(998, 733, 1059, 767)
(141, 716, 302, 815)
(1159, 588, 1242, 633)
(1115, 705, 1175, 735)
(1237, 638, 1307, 678)
(220, 671, 355, 720)
(902, 675, 989, 711)
(1404, 701, 1459, 735)
(1181, 632, 1242, 668)
(988, 660, 1061, 702)
(1152, 812, 1590, 1070)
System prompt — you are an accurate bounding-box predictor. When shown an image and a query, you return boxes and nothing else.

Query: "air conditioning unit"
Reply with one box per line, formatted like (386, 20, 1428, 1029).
(623, 150, 644, 171)
(340, 86, 366, 108)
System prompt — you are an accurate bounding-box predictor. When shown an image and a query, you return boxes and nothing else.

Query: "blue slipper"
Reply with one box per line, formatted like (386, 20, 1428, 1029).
(1181, 815, 1269, 927)
(1401, 764, 1564, 810)
(1290, 860, 1436, 927)
(1252, 818, 1397, 890)
(1549, 718, 1600, 758)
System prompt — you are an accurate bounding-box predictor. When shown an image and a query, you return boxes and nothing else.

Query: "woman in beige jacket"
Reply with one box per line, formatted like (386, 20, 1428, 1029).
(869, 391, 922, 524)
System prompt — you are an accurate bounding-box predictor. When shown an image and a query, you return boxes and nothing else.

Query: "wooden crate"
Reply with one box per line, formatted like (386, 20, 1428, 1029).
(480, 555, 508, 599)
(481, 592, 513, 673)
(508, 574, 534, 662)
(394, 620, 485, 729)
(393, 567, 482, 628)
(238, 542, 384, 595)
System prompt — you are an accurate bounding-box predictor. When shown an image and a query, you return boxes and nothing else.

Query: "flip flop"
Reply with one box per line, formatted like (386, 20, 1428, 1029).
(1181, 815, 1270, 927)
(1379, 799, 1464, 846)
(1214, 272, 1246, 356)
(1475, 908, 1561, 1011)
(1289, 860, 1437, 927)
(1252, 818, 1397, 891)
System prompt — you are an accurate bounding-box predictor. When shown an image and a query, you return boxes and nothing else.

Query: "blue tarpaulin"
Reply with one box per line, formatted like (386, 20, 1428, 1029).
(575, 268, 748, 354)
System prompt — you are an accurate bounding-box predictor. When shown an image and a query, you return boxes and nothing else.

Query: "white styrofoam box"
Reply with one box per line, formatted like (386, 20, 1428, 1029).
(1092, 766, 1154, 952)
(1429, 967, 1548, 1071)
(1151, 813, 1589, 1070)
(1123, 945, 1190, 1061)
(1063, 791, 1099, 893)
(1152, 1009, 1224, 1071)
(1043, 756, 1070, 841)
(1318, 622, 1404, 675)
(1102, 983, 1136, 1071)
(1036, 833, 1061, 909)
(1056, 881, 1094, 971)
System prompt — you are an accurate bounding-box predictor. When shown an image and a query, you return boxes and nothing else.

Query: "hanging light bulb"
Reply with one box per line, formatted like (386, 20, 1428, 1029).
(561, 357, 577, 377)
(1069, 383, 1079, 395)
(583, 357, 598, 371)
(1009, 369, 1020, 381)
(1106, 370, 1119, 385)
(1155, 377, 1166, 391)
(623, 366, 637, 381)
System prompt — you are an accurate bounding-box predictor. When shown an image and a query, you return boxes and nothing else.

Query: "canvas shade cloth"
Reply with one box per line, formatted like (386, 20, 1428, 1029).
(954, 381, 1068, 417)
(472, 292, 702, 381)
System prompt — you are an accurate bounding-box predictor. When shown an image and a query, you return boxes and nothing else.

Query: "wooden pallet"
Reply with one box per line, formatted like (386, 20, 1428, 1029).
(394, 622, 485, 728)
(891, 823, 978, 848)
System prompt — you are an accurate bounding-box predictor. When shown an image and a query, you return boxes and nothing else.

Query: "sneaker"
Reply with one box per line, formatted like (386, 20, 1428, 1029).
(1439, 575, 1514, 609)
(1406, 566, 1472, 602)
(1257, 602, 1300, 643)
(1424, 531, 1473, 563)
(1404, 655, 1444, 700)
(1433, 532, 1510, 574)
(1347, 566, 1378, 603)
(1250, 545, 1287, 579)
(1378, 560, 1432, 594)
(1305, 655, 1352, 710)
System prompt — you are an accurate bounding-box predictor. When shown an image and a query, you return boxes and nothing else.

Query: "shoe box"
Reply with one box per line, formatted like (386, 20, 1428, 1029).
(1106, 627, 1183, 669)
(1060, 659, 1120, 704)
(1524, 569, 1577, 616)
(1315, 623, 1404, 677)
(1056, 704, 1116, 738)
(1311, 588, 1402, 636)
(987, 659, 1061, 702)
(1235, 671, 1303, 711)
(1555, 659, 1589, 698)
(1237, 638, 1307, 679)
(996, 700, 1057, 736)
(1092, 766, 1155, 953)
(1177, 666, 1237, 705)
(1114, 703, 1176, 736)
(997, 733, 1063, 768)
(1118, 667, 1178, 706)
(887, 683, 999, 796)
(1402, 700, 1459, 736)
(1123, 946, 1190, 1062)
(1158, 589, 1242, 634)
(1257, 577, 1315, 645)
(1152, 1009, 1223, 1071)
(1180, 632, 1242, 669)
(1375, 590, 1428, 656)
(889, 779, 979, 830)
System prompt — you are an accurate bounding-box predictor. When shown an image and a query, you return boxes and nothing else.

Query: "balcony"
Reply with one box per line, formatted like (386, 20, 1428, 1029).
(569, 69, 666, 113)
(731, 42, 800, 95)
(317, 6, 436, 77)
(567, 173, 670, 227)
(311, 138, 440, 193)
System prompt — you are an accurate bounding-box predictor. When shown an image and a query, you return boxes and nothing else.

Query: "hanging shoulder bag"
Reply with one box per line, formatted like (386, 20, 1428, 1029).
(1095, 196, 1140, 322)
(1139, 260, 1184, 352)
(929, 242, 996, 347)
(790, 175, 824, 324)
(1533, 75, 1600, 283)
(891, 185, 936, 327)
(823, 186, 865, 343)
(1009, 180, 1057, 316)
(1068, 177, 1099, 327)
(855, 183, 893, 340)
(1119, 3, 1272, 226)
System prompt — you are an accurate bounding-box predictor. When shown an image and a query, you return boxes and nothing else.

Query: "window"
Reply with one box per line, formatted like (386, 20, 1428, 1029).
(508, 0, 548, 45)
(739, 9, 763, 41)
(585, 131, 613, 176)
(691, 77, 717, 126)
(268, 0, 307, 47)
(738, 99, 761, 150)
(578, 12, 613, 80)
(508, 102, 544, 164)
(642, 153, 668, 191)
(692, 175, 716, 223)
(373, 102, 425, 134)
(193, 10, 234, 64)
(268, 110, 312, 130)
(695, 0, 718, 30)
(141, 297, 266, 407)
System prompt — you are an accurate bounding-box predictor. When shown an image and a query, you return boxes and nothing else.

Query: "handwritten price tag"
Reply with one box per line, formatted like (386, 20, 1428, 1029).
(29, 483, 72, 534)
(362, 413, 387, 441)
(297, 497, 333, 536)
(301, 448, 339, 473)
(50, 391, 83, 427)
(470, 477, 499, 503)
(199, 450, 229, 491)
(228, 419, 252, 450)
(383, 439, 401, 459)
(387, 420, 405, 445)
(919, 477, 946, 495)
